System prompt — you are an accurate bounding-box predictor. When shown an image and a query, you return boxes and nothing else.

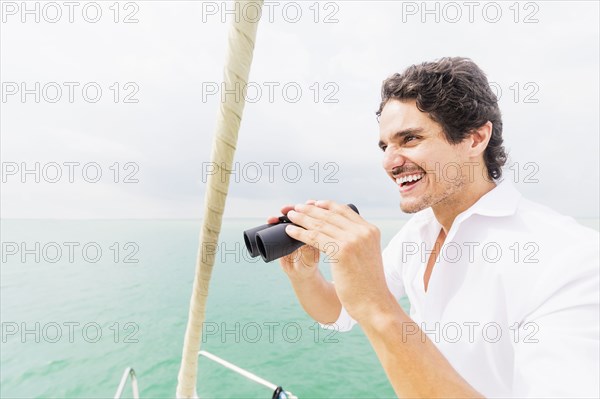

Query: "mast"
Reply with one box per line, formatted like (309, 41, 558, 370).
(176, 2, 264, 397)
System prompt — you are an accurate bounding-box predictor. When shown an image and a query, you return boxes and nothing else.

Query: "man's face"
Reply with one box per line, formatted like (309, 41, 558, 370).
(378, 99, 471, 213)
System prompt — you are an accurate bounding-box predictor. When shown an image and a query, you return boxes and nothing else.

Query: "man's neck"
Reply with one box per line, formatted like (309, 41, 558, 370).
(432, 179, 497, 234)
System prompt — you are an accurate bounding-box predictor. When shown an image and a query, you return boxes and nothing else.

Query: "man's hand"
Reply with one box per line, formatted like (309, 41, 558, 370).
(267, 199, 343, 325)
(284, 200, 395, 323)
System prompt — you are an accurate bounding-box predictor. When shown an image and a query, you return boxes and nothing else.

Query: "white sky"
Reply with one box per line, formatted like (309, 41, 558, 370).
(1, 0, 598, 219)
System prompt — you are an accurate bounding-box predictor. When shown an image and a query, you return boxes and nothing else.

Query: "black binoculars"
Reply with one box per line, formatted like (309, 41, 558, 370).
(243, 204, 359, 263)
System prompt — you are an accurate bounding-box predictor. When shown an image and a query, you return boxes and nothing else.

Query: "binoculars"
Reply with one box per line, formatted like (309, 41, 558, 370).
(243, 204, 359, 263)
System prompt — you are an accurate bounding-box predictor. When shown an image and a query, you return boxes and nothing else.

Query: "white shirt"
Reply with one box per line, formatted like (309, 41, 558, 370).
(328, 180, 599, 398)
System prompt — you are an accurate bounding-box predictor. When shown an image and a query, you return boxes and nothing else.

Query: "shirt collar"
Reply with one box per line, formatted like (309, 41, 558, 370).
(463, 178, 522, 218)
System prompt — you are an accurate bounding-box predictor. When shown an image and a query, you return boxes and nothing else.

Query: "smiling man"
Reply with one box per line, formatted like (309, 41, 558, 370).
(269, 57, 599, 398)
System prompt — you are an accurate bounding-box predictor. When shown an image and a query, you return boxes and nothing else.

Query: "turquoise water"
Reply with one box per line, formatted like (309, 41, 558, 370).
(1, 219, 409, 399)
(2, 218, 598, 398)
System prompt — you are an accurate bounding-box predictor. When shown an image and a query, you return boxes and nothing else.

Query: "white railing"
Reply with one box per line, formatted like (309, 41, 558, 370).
(198, 350, 297, 399)
(114, 351, 295, 399)
(114, 367, 140, 399)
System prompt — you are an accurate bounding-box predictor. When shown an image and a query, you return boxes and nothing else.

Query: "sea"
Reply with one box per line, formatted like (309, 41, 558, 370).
(1, 218, 598, 398)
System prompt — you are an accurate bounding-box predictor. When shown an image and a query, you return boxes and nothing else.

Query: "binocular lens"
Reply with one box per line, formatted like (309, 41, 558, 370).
(243, 224, 271, 258)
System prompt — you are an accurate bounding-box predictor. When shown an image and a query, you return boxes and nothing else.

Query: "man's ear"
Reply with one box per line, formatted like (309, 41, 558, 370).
(468, 121, 493, 157)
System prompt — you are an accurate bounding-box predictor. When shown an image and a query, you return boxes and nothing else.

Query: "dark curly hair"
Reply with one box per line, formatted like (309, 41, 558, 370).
(376, 57, 507, 180)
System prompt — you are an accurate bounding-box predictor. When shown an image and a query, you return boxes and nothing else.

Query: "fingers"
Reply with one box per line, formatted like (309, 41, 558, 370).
(280, 204, 295, 214)
(266, 203, 295, 224)
(284, 223, 335, 254)
(266, 200, 317, 223)
(281, 200, 315, 215)
(291, 201, 360, 230)
(287, 208, 346, 240)
(313, 200, 363, 223)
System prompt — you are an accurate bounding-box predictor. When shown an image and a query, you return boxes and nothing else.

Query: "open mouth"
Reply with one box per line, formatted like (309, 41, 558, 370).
(396, 173, 425, 188)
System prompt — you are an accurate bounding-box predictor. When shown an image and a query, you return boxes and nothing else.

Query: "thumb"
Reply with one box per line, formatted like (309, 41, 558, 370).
(298, 244, 319, 266)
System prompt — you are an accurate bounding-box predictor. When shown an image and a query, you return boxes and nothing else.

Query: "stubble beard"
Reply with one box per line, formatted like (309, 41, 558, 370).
(400, 174, 467, 214)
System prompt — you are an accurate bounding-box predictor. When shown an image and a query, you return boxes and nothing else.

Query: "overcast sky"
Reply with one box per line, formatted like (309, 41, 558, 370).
(1, 0, 598, 219)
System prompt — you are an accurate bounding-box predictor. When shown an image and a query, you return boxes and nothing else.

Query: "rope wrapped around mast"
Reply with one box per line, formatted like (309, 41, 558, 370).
(176, 2, 264, 397)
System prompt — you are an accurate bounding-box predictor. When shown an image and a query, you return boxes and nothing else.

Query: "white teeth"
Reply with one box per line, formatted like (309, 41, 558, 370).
(396, 173, 424, 185)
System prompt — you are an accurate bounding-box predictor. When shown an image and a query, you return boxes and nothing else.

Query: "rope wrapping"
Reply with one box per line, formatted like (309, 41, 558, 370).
(176, 2, 264, 397)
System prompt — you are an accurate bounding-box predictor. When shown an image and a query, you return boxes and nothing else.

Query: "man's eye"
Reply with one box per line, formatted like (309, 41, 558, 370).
(405, 135, 420, 143)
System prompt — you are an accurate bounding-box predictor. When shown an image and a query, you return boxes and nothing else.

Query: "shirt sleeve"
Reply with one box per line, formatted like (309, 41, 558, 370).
(511, 242, 600, 398)
(320, 227, 409, 332)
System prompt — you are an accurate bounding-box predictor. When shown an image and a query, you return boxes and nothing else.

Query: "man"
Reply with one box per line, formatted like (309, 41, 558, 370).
(267, 57, 599, 398)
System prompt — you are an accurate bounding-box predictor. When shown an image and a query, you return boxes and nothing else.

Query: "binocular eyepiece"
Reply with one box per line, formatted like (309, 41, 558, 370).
(243, 204, 359, 263)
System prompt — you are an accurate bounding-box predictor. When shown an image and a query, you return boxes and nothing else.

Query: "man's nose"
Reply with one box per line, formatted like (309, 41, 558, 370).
(382, 148, 406, 173)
